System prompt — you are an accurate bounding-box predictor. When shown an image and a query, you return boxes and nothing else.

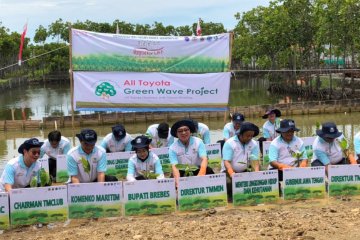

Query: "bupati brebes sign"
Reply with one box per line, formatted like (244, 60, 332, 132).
(74, 72, 230, 111)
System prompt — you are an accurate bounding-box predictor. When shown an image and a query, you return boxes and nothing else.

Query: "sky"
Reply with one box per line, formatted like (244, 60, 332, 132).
(0, 0, 270, 40)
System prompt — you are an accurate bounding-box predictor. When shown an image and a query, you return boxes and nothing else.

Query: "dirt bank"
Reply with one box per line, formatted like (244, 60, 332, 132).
(3, 197, 360, 240)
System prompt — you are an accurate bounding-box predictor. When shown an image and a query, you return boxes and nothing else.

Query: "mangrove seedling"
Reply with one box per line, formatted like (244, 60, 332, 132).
(238, 154, 258, 171)
(39, 168, 51, 186)
(175, 164, 199, 176)
(30, 168, 51, 187)
(291, 150, 305, 167)
(337, 138, 350, 164)
(30, 176, 38, 188)
(139, 170, 159, 179)
(80, 157, 91, 175)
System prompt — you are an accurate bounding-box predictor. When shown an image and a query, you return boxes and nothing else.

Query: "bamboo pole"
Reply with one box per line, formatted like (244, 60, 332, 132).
(68, 23, 75, 130)
(224, 31, 234, 123)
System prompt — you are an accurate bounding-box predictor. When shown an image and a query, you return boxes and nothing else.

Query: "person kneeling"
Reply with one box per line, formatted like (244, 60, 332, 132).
(311, 122, 356, 173)
(126, 135, 164, 181)
(67, 129, 117, 183)
(268, 119, 308, 181)
(169, 119, 214, 183)
(222, 122, 260, 198)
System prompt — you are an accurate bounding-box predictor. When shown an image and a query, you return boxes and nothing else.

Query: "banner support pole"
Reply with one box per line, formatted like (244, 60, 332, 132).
(224, 31, 234, 123)
(68, 24, 75, 130)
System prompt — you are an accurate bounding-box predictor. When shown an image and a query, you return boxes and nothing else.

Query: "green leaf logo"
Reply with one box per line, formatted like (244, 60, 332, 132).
(95, 82, 117, 99)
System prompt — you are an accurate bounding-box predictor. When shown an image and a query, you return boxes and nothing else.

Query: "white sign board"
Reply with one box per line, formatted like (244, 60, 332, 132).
(0, 192, 9, 229)
(38, 157, 49, 172)
(151, 147, 171, 173)
(328, 164, 360, 196)
(178, 173, 227, 211)
(10, 186, 68, 226)
(262, 141, 271, 165)
(283, 167, 326, 200)
(232, 170, 279, 206)
(56, 155, 68, 183)
(106, 151, 133, 180)
(206, 143, 222, 173)
(123, 179, 176, 216)
(67, 182, 122, 219)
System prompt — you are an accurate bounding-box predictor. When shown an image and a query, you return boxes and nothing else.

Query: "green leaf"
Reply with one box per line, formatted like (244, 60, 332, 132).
(176, 164, 198, 176)
(80, 157, 91, 174)
(30, 176, 38, 188)
(39, 168, 51, 186)
(337, 138, 348, 151)
(291, 150, 304, 160)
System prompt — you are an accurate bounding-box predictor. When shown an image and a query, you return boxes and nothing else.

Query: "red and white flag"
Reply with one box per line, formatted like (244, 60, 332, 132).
(196, 18, 202, 36)
(18, 22, 28, 66)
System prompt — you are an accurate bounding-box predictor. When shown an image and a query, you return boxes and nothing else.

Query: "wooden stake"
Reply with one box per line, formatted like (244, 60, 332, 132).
(11, 108, 15, 121)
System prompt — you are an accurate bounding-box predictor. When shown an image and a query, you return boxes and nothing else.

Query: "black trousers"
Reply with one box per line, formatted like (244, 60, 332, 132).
(48, 157, 57, 181)
(311, 158, 347, 167)
(93, 175, 118, 182)
(178, 166, 214, 177)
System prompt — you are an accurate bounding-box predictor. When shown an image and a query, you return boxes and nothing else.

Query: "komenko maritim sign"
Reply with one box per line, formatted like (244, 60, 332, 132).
(9, 186, 68, 226)
(73, 72, 230, 111)
(67, 182, 122, 219)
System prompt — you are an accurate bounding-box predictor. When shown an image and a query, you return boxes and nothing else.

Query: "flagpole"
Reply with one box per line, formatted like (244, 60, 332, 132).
(225, 31, 234, 123)
(68, 23, 75, 130)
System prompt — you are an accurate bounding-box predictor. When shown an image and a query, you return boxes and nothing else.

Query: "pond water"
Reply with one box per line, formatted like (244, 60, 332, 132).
(0, 77, 282, 121)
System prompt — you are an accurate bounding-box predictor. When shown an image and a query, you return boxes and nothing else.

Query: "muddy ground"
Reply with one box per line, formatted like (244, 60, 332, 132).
(3, 197, 360, 240)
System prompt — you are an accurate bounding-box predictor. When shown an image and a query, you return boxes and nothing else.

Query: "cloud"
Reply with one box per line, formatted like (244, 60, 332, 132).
(0, 0, 270, 38)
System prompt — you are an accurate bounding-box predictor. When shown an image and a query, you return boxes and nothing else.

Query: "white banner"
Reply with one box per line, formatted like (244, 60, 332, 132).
(0, 193, 9, 229)
(178, 173, 227, 211)
(123, 179, 176, 216)
(328, 165, 360, 197)
(67, 182, 122, 219)
(232, 170, 279, 206)
(283, 167, 326, 200)
(72, 29, 230, 73)
(73, 72, 230, 111)
(10, 186, 68, 226)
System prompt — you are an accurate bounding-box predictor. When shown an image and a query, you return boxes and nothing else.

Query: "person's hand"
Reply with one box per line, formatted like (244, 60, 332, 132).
(299, 161, 308, 168)
(197, 167, 206, 176)
(278, 164, 292, 171)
